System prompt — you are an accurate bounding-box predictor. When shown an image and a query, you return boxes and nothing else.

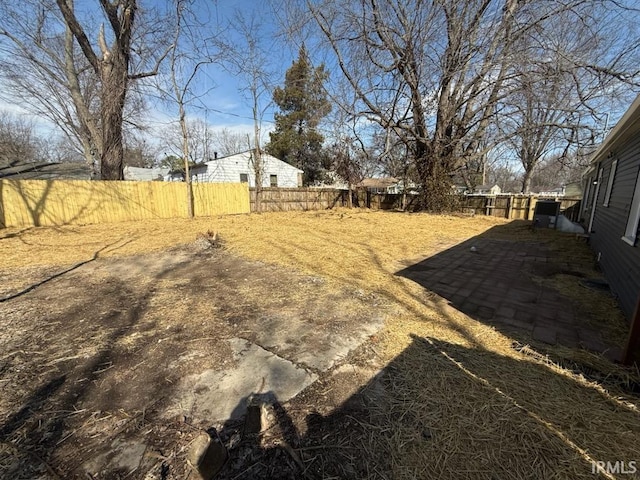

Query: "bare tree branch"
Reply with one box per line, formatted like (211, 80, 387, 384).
(54, 0, 100, 73)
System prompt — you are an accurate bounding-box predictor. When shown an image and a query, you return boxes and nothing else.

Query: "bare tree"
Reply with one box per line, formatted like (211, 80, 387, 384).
(160, 119, 215, 168)
(298, 0, 523, 209)
(157, 0, 220, 217)
(503, 68, 578, 193)
(528, 153, 585, 193)
(53, 0, 170, 179)
(214, 6, 277, 211)
(486, 159, 520, 193)
(0, 113, 45, 164)
(210, 128, 247, 157)
(168, 10, 194, 217)
(373, 128, 415, 208)
(0, 1, 158, 178)
(0, 0, 101, 173)
(322, 82, 361, 206)
(291, 0, 640, 209)
(499, 2, 640, 193)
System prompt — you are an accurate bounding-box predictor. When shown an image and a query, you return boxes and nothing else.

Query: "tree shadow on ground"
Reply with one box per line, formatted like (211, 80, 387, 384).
(1, 243, 388, 479)
(0, 248, 198, 479)
(0, 238, 133, 303)
(209, 333, 640, 480)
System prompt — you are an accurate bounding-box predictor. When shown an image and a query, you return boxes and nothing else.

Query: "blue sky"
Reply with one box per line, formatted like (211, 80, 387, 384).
(142, 0, 297, 146)
(0, 0, 298, 151)
(1, 0, 637, 163)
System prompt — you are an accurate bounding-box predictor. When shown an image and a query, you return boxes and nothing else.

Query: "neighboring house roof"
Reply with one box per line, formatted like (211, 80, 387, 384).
(123, 166, 170, 181)
(358, 177, 399, 189)
(0, 159, 93, 180)
(167, 163, 206, 177)
(588, 93, 640, 167)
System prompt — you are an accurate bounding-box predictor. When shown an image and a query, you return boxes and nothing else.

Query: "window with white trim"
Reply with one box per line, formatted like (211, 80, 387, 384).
(622, 167, 640, 246)
(603, 159, 617, 207)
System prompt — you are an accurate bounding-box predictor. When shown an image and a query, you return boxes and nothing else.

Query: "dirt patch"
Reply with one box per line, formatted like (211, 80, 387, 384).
(0, 241, 388, 479)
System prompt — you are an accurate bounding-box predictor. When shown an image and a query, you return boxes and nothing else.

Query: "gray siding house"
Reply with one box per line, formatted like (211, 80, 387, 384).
(584, 94, 640, 320)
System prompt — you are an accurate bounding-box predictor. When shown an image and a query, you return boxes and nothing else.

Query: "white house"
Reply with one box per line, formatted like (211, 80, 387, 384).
(177, 151, 303, 188)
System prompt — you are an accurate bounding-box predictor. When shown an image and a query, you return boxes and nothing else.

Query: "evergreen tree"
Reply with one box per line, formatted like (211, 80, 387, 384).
(266, 46, 330, 185)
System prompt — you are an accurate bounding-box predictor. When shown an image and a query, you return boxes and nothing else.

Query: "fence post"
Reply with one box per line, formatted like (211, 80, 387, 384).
(506, 195, 513, 219)
(527, 196, 537, 220)
(484, 196, 491, 216)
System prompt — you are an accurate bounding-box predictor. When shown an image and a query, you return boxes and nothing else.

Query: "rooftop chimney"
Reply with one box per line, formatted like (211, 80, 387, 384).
(214, 152, 218, 160)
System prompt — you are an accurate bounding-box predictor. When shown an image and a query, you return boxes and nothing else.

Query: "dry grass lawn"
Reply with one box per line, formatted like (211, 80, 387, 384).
(1, 209, 639, 479)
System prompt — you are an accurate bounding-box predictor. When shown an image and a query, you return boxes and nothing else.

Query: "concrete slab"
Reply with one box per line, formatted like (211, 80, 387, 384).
(171, 338, 317, 422)
(247, 313, 384, 372)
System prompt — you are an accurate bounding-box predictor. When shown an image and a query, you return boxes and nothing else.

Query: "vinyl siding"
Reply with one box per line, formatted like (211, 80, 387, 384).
(192, 152, 302, 188)
(591, 133, 640, 320)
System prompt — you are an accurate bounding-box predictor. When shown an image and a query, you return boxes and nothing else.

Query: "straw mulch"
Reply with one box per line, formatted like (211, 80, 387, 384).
(1, 210, 639, 479)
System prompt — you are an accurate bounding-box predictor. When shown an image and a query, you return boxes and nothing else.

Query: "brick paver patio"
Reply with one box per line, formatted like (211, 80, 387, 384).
(399, 237, 621, 360)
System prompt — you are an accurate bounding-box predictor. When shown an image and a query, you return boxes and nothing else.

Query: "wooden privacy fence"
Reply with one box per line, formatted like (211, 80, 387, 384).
(0, 179, 583, 227)
(250, 188, 344, 212)
(250, 188, 420, 212)
(363, 191, 420, 211)
(460, 195, 582, 221)
(251, 189, 582, 219)
(0, 179, 250, 228)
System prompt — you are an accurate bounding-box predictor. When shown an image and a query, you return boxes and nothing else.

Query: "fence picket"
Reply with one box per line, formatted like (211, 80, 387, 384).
(0, 179, 250, 228)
